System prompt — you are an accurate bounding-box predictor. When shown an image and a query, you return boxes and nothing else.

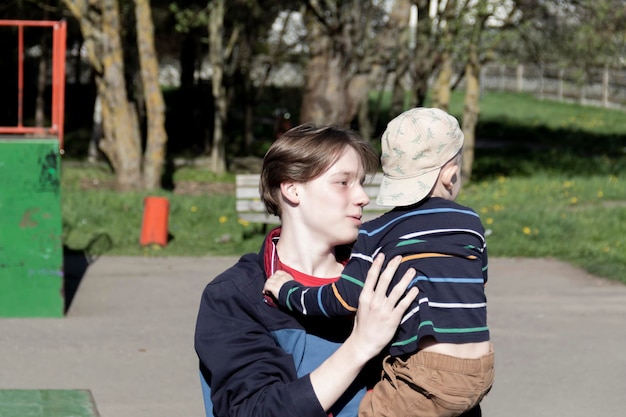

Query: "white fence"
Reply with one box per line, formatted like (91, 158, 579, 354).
(481, 63, 626, 110)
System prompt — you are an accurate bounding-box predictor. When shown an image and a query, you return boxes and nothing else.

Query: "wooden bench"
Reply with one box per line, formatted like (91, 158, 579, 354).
(236, 173, 388, 225)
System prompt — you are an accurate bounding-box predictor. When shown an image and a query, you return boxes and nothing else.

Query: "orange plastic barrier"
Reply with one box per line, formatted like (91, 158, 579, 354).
(140, 196, 169, 246)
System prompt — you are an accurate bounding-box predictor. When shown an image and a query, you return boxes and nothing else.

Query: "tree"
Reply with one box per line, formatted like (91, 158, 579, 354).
(170, 0, 289, 171)
(460, 0, 491, 182)
(365, 0, 412, 136)
(64, 0, 143, 190)
(63, 0, 167, 190)
(299, 0, 387, 127)
(208, 0, 227, 173)
(135, 0, 168, 189)
(411, 0, 522, 182)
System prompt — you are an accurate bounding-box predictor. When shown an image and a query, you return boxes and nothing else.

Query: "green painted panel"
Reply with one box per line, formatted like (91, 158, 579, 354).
(0, 139, 63, 317)
(0, 390, 99, 417)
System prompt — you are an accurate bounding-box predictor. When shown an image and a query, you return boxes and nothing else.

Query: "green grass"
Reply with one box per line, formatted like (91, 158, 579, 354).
(457, 174, 626, 282)
(61, 164, 263, 257)
(61, 92, 626, 284)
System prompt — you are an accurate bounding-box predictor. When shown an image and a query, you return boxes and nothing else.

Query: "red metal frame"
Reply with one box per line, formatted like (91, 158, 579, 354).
(0, 19, 67, 150)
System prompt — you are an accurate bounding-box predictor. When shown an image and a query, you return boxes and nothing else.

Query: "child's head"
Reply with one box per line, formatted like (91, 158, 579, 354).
(260, 123, 378, 218)
(376, 107, 464, 207)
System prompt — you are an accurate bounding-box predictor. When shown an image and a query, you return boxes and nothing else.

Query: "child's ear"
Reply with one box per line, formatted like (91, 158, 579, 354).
(280, 182, 300, 204)
(440, 163, 459, 190)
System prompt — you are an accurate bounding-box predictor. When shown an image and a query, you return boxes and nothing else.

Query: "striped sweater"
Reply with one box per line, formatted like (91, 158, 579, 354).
(277, 197, 490, 357)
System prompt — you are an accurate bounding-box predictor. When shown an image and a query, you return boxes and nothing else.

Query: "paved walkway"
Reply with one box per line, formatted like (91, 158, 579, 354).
(1, 256, 625, 417)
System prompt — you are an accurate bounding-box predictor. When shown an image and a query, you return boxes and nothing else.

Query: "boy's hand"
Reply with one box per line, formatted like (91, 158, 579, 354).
(263, 270, 294, 299)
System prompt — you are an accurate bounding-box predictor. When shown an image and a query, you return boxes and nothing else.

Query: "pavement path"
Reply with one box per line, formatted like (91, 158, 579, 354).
(1, 256, 625, 417)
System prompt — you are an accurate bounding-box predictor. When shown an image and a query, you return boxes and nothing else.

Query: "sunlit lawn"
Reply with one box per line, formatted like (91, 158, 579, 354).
(458, 174, 625, 282)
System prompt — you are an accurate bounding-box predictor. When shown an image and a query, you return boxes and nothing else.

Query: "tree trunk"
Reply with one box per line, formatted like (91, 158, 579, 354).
(358, 96, 372, 142)
(98, 0, 142, 190)
(300, 5, 367, 127)
(63, 0, 143, 190)
(300, 24, 353, 126)
(208, 0, 227, 174)
(432, 51, 453, 111)
(409, 0, 438, 108)
(135, 0, 168, 190)
(460, 0, 492, 183)
(462, 45, 480, 183)
(388, 0, 412, 117)
(301, 0, 420, 128)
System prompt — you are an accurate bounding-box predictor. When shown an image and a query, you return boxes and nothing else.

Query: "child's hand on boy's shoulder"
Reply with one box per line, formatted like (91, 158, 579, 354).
(263, 271, 294, 305)
(264, 270, 294, 297)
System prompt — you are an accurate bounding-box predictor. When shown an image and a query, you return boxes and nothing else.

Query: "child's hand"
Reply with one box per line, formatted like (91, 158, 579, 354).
(263, 270, 294, 299)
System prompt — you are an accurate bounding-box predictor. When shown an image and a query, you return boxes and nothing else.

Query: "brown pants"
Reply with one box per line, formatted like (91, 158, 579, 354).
(359, 348, 494, 417)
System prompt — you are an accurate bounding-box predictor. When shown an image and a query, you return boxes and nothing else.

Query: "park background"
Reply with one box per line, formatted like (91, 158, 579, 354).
(0, 0, 625, 313)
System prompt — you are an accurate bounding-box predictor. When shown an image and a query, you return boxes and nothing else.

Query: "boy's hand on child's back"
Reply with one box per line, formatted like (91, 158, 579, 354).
(263, 271, 294, 305)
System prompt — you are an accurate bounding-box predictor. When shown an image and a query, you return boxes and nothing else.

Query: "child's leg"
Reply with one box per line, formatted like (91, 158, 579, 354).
(358, 349, 494, 417)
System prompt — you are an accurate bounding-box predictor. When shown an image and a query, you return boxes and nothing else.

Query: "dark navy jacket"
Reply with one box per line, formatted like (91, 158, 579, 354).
(194, 232, 370, 417)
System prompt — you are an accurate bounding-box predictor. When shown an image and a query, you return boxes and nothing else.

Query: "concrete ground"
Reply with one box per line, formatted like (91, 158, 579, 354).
(1, 256, 625, 417)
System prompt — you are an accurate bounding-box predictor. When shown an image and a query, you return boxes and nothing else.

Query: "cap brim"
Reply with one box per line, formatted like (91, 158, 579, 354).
(376, 169, 440, 207)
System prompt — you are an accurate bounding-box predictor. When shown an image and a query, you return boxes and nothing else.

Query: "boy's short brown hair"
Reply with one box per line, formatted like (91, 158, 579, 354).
(260, 124, 379, 218)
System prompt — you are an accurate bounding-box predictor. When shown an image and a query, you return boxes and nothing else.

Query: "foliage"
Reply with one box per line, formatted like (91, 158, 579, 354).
(61, 92, 626, 284)
(495, 0, 626, 70)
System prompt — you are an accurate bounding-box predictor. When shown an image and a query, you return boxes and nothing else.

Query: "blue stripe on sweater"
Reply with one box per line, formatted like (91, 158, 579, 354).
(359, 208, 479, 237)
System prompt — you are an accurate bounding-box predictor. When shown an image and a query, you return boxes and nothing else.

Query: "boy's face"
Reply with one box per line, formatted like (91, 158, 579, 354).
(297, 147, 370, 246)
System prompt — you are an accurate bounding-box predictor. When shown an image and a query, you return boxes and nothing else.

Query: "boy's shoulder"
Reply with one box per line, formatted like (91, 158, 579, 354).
(360, 197, 480, 232)
(207, 253, 265, 296)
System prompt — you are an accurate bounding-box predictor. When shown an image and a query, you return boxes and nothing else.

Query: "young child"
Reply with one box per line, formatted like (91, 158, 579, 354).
(264, 107, 494, 417)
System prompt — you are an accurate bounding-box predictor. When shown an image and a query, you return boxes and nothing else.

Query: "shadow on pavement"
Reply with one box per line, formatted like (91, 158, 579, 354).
(63, 233, 113, 313)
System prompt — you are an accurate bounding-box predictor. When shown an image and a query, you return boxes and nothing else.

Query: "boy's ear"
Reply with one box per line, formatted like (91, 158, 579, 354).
(440, 163, 459, 190)
(280, 182, 300, 204)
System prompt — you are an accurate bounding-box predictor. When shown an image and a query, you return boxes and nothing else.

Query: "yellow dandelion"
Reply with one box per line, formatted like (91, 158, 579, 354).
(522, 226, 531, 235)
(219, 216, 228, 223)
(563, 181, 573, 188)
(238, 218, 250, 227)
(486, 218, 494, 225)
(569, 197, 578, 204)
(480, 207, 489, 214)
(603, 247, 610, 253)
(597, 191, 603, 198)
(497, 176, 506, 183)
(191, 206, 197, 212)
(493, 204, 503, 212)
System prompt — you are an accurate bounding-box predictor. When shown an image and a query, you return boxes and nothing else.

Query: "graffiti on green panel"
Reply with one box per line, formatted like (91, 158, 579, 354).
(0, 139, 63, 317)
